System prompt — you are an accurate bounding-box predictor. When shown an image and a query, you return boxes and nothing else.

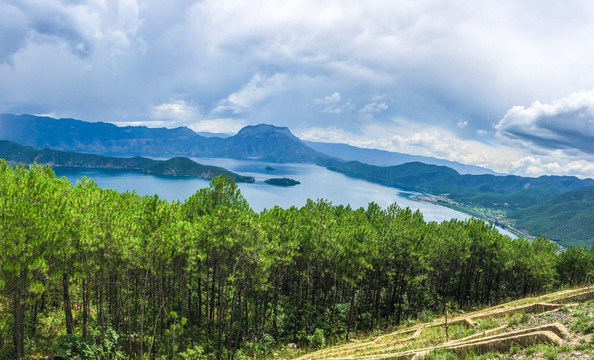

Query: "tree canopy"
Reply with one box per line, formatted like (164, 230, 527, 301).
(0, 160, 593, 359)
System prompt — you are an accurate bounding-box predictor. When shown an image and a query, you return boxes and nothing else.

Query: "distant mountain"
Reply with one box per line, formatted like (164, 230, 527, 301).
(510, 187, 594, 248)
(0, 113, 206, 156)
(0, 140, 255, 182)
(221, 125, 325, 162)
(305, 141, 498, 175)
(0, 114, 327, 163)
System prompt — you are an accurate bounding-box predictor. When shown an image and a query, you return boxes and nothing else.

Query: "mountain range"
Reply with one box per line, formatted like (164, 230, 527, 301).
(0, 114, 325, 163)
(2, 113, 594, 248)
(305, 141, 498, 175)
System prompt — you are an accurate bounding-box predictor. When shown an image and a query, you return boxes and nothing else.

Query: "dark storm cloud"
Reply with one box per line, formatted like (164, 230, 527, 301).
(495, 90, 594, 155)
(0, 3, 29, 63)
(3, 0, 594, 176)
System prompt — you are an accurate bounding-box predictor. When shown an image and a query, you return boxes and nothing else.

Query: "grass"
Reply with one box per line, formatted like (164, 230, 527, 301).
(506, 312, 531, 327)
(447, 325, 476, 341)
(292, 287, 594, 360)
(571, 309, 594, 334)
(475, 318, 499, 331)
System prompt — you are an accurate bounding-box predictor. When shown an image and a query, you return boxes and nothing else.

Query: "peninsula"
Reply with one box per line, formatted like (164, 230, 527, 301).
(0, 140, 255, 183)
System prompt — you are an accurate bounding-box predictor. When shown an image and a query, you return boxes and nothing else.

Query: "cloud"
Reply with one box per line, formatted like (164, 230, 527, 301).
(215, 73, 288, 114)
(188, 118, 247, 134)
(3, 0, 594, 178)
(151, 101, 201, 123)
(298, 126, 361, 144)
(314, 92, 341, 105)
(4, 0, 144, 59)
(361, 101, 388, 114)
(300, 120, 513, 171)
(0, 3, 29, 63)
(495, 90, 594, 154)
(507, 154, 594, 179)
(313, 92, 354, 114)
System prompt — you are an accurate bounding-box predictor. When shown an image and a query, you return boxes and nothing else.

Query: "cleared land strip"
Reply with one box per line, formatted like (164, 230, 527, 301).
(294, 287, 594, 360)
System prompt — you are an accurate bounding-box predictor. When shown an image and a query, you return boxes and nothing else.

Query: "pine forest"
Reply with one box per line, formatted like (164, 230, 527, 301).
(1, 160, 593, 359)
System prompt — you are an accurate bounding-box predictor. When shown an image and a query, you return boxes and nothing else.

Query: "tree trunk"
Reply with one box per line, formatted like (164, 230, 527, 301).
(346, 287, 356, 342)
(13, 289, 26, 359)
(273, 274, 279, 341)
(82, 278, 89, 339)
(63, 273, 74, 335)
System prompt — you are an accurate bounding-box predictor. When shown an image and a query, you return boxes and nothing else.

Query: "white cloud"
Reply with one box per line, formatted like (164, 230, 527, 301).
(297, 126, 360, 144)
(313, 92, 355, 114)
(495, 89, 594, 154)
(3, 0, 594, 179)
(188, 118, 247, 134)
(215, 73, 288, 114)
(361, 101, 388, 114)
(507, 155, 594, 179)
(151, 100, 201, 122)
(314, 92, 341, 105)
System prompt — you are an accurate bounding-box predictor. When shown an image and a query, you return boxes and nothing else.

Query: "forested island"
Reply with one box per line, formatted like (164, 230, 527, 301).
(264, 177, 300, 186)
(1, 161, 593, 359)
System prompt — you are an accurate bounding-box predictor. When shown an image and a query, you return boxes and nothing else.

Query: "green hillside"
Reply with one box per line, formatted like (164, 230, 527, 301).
(2, 163, 593, 359)
(0, 140, 255, 182)
(510, 186, 594, 248)
(321, 159, 594, 210)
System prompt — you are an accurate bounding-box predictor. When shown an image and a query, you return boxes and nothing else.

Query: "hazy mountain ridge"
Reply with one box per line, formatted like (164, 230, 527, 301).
(0, 114, 326, 163)
(0, 140, 255, 182)
(305, 140, 499, 175)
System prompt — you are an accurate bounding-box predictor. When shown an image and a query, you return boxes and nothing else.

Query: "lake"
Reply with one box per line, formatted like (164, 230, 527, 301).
(54, 158, 516, 236)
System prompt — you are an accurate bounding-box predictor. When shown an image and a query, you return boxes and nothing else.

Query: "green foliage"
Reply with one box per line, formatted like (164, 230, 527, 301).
(572, 310, 594, 334)
(511, 186, 594, 248)
(525, 343, 560, 360)
(307, 328, 326, 350)
(421, 348, 460, 360)
(0, 140, 255, 182)
(507, 313, 531, 327)
(1, 162, 593, 358)
(264, 177, 300, 186)
(178, 345, 208, 360)
(448, 325, 476, 340)
(56, 335, 103, 360)
(476, 318, 499, 331)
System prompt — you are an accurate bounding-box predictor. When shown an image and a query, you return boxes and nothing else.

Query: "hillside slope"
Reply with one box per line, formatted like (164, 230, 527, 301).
(510, 187, 594, 248)
(0, 140, 255, 182)
(320, 159, 594, 210)
(292, 287, 594, 360)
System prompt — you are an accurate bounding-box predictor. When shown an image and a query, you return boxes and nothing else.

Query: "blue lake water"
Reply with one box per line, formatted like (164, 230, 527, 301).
(54, 158, 516, 237)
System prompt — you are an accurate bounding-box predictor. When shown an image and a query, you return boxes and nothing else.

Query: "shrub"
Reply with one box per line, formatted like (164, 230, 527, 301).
(55, 335, 102, 360)
(307, 328, 326, 350)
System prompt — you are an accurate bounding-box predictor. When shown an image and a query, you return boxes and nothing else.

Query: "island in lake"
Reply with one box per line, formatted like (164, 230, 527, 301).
(264, 177, 300, 186)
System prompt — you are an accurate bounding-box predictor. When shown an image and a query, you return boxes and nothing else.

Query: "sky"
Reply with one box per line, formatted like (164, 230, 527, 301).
(2, 1, 594, 178)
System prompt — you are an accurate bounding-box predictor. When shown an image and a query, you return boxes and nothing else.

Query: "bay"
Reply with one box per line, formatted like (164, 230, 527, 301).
(54, 157, 516, 237)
